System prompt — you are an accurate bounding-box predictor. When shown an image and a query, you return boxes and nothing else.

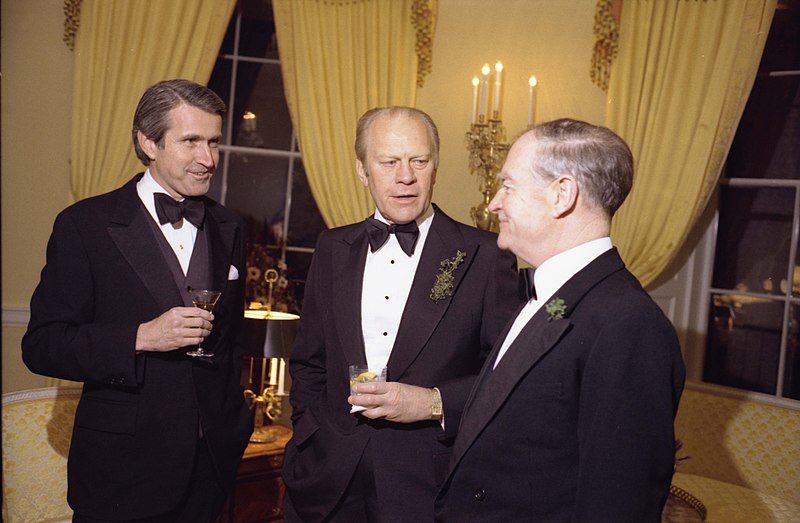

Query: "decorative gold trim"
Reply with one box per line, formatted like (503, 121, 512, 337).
(668, 484, 708, 521)
(411, 0, 437, 87)
(590, 0, 620, 91)
(63, 0, 82, 51)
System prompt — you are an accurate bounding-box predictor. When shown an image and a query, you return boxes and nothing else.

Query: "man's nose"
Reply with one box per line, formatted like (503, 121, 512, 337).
(196, 143, 215, 166)
(488, 190, 502, 212)
(396, 162, 416, 184)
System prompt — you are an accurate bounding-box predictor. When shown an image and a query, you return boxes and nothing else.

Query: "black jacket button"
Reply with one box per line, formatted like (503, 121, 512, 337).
(474, 488, 486, 502)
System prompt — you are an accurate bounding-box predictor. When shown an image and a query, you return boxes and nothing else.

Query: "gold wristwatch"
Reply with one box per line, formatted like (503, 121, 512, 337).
(431, 387, 443, 420)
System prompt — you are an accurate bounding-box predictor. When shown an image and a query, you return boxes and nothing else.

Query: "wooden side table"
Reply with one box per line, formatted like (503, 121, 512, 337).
(217, 424, 293, 523)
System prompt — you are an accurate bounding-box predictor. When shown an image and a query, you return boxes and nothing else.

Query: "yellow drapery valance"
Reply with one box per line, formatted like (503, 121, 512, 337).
(274, 0, 437, 228)
(606, 0, 776, 287)
(68, 0, 236, 202)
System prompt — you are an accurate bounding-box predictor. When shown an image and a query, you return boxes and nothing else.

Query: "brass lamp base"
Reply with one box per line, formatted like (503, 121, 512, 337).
(244, 384, 284, 444)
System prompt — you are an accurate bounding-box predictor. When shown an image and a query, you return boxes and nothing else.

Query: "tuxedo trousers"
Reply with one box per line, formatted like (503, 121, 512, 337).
(72, 439, 226, 523)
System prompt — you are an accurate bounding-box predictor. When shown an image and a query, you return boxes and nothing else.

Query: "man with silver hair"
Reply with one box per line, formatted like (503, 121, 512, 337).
(436, 118, 685, 522)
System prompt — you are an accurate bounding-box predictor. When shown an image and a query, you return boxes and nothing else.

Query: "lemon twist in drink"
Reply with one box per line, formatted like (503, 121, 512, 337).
(350, 371, 379, 386)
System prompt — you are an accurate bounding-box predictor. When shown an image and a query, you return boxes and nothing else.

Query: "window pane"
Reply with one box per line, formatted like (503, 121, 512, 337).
(726, 2, 799, 181)
(704, 294, 784, 394)
(239, 0, 278, 60)
(225, 153, 289, 243)
(219, 0, 277, 58)
(231, 61, 293, 150)
(784, 302, 800, 400)
(287, 161, 327, 248)
(726, 78, 799, 180)
(711, 186, 794, 293)
(217, 11, 237, 55)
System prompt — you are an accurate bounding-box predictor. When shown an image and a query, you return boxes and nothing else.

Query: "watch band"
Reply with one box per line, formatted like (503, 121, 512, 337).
(431, 387, 443, 420)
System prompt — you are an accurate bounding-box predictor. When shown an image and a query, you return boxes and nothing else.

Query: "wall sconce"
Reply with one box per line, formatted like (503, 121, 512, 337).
(466, 62, 537, 232)
(242, 269, 299, 443)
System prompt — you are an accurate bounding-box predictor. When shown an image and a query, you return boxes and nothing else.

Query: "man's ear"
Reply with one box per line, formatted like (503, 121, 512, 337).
(137, 131, 157, 162)
(552, 175, 578, 218)
(356, 159, 369, 187)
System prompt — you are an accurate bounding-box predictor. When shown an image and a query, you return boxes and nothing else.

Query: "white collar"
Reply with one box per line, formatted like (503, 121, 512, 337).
(532, 237, 613, 303)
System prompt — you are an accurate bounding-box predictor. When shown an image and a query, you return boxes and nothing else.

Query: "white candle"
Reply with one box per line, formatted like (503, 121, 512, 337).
(260, 356, 267, 392)
(493, 62, 503, 114)
(277, 359, 286, 395)
(471, 76, 479, 124)
(528, 75, 537, 127)
(479, 64, 490, 121)
(269, 357, 278, 386)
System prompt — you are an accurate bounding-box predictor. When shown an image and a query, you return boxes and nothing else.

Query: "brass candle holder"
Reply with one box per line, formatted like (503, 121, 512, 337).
(466, 111, 509, 232)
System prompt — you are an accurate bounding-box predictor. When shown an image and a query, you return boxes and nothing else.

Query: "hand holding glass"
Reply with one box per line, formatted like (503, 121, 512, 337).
(349, 365, 387, 413)
(186, 289, 221, 358)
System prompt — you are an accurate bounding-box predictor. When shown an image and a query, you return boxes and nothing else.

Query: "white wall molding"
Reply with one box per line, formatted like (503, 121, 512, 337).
(2, 306, 30, 327)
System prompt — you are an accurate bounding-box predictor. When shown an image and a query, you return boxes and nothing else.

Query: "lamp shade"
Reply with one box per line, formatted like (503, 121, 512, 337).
(242, 310, 300, 358)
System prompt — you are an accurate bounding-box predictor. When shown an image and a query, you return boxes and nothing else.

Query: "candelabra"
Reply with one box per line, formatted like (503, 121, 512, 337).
(466, 112, 509, 232)
(466, 62, 537, 232)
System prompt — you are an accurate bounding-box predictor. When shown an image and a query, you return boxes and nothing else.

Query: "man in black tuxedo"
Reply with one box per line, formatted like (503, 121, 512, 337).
(22, 79, 252, 522)
(436, 118, 686, 522)
(281, 106, 521, 522)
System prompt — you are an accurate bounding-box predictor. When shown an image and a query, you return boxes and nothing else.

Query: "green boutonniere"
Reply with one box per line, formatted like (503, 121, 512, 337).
(430, 250, 467, 302)
(544, 297, 566, 321)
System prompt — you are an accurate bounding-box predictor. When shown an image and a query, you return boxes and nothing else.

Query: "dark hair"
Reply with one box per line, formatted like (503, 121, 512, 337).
(354, 106, 440, 170)
(132, 79, 226, 165)
(528, 118, 633, 217)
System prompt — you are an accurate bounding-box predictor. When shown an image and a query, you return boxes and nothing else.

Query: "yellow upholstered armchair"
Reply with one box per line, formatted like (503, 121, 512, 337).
(672, 382, 800, 522)
(2, 386, 81, 523)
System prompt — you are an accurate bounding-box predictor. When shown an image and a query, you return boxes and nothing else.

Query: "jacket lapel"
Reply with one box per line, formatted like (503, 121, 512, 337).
(452, 316, 570, 461)
(205, 201, 238, 296)
(449, 248, 628, 473)
(387, 209, 478, 380)
(333, 224, 370, 366)
(107, 176, 182, 312)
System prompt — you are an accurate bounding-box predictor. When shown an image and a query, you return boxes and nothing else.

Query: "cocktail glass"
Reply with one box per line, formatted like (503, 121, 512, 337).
(186, 289, 221, 358)
(348, 364, 387, 413)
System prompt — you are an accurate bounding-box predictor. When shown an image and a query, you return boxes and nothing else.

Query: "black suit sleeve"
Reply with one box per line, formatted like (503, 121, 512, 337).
(23, 210, 141, 387)
(573, 309, 684, 521)
(287, 232, 330, 424)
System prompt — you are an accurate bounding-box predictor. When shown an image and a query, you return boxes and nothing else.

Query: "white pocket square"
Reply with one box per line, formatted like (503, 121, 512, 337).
(228, 265, 239, 280)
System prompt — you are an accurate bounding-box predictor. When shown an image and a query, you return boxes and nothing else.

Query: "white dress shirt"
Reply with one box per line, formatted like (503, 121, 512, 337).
(136, 170, 198, 275)
(361, 207, 435, 374)
(493, 237, 613, 368)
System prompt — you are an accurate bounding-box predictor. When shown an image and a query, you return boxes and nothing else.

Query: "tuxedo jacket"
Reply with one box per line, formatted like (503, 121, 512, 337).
(282, 206, 521, 522)
(22, 174, 252, 520)
(435, 249, 686, 522)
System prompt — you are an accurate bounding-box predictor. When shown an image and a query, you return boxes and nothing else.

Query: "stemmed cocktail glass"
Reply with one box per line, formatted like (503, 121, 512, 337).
(186, 289, 221, 358)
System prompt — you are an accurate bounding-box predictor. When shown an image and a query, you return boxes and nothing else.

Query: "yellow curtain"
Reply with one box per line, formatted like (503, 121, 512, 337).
(607, 0, 776, 287)
(273, 0, 437, 228)
(69, 0, 236, 202)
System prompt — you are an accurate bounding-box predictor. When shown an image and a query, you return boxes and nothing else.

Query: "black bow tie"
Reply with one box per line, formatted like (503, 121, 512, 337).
(365, 217, 419, 256)
(154, 193, 205, 229)
(519, 267, 537, 301)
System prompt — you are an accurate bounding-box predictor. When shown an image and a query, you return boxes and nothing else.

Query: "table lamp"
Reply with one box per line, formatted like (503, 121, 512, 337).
(242, 269, 299, 443)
